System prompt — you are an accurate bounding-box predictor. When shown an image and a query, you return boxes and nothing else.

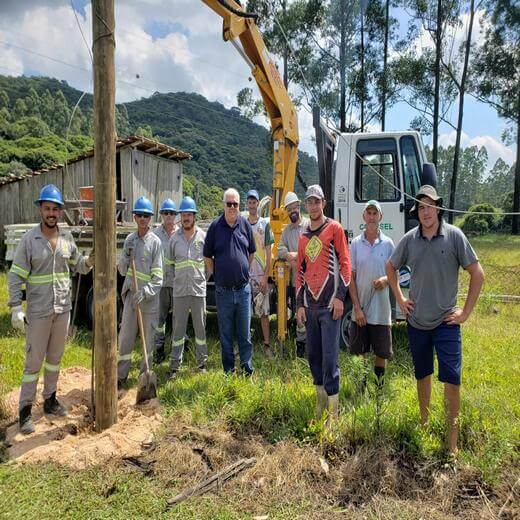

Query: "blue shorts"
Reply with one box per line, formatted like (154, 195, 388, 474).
(407, 322, 462, 385)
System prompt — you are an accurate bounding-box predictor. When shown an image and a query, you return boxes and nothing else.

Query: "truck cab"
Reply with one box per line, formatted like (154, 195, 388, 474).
(333, 131, 427, 243)
(313, 110, 437, 348)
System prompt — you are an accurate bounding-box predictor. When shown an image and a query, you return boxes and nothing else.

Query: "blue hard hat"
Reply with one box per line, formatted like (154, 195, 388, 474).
(246, 189, 260, 201)
(179, 196, 198, 213)
(132, 196, 154, 215)
(160, 198, 178, 213)
(35, 184, 64, 206)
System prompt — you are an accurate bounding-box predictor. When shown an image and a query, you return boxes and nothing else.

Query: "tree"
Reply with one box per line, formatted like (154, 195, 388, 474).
(236, 87, 264, 120)
(447, 0, 477, 223)
(473, 0, 520, 233)
(393, 1, 460, 147)
(12, 98, 27, 120)
(0, 89, 9, 109)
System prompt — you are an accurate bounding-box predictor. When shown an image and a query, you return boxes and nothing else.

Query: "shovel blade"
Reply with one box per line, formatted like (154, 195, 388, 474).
(135, 370, 158, 404)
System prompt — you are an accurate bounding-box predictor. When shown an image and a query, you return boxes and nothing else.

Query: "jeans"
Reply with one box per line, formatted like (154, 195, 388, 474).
(306, 307, 341, 395)
(215, 283, 253, 374)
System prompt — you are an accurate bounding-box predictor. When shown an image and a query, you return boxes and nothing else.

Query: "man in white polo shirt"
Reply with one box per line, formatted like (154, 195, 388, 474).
(348, 200, 395, 388)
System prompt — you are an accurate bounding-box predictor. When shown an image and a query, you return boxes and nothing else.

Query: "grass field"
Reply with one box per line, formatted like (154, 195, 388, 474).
(0, 234, 519, 519)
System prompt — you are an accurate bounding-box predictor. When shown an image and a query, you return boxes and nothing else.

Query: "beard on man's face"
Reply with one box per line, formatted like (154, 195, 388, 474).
(289, 211, 299, 223)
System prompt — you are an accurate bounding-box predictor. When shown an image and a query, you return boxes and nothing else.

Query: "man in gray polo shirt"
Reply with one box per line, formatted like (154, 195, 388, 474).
(349, 200, 394, 389)
(386, 185, 484, 455)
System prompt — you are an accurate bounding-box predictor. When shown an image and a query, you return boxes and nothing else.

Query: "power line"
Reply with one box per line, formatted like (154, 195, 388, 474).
(0, 38, 272, 135)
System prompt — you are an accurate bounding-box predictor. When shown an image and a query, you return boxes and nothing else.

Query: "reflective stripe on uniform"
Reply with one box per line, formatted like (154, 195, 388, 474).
(172, 338, 185, 347)
(118, 353, 133, 361)
(195, 337, 206, 346)
(174, 260, 205, 270)
(10, 263, 29, 279)
(164, 257, 175, 265)
(127, 268, 151, 282)
(68, 256, 79, 266)
(151, 267, 163, 277)
(21, 372, 39, 383)
(27, 272, 69, 285)
(44, 361, 60, 372)
(154, 324, 166, 333)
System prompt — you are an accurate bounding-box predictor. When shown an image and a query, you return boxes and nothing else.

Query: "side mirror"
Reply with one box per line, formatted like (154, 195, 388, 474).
(421, 163, 437, 188)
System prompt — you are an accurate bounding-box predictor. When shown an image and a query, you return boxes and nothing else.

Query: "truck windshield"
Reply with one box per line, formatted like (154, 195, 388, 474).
(355, 138, 400, 202)
(400, 135, 421, 197)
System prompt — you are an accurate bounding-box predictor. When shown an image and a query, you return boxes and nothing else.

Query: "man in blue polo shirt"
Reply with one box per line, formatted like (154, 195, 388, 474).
(204, 188, 256, 375)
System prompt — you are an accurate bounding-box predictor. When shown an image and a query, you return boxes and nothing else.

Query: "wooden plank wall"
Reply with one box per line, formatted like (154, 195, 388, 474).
(0, 147, 183, 255)
(130, 148, 183, 224)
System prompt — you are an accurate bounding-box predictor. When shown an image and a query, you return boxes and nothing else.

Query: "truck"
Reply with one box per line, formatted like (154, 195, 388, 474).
(5, 0, 437, 348)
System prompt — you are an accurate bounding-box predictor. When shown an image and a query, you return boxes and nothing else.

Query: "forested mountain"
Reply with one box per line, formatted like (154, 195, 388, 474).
(0, 75, 318, 217)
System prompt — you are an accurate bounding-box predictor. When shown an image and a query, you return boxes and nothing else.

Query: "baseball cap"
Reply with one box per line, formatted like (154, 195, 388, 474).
(305, 184, 325, 200)
(364, 199, 382, 213)
(246, 189, 260, 201)
(410, 185, 443, 215)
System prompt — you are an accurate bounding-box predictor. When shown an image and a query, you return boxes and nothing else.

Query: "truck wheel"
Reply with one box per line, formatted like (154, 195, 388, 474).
(340, 300, 353, 351)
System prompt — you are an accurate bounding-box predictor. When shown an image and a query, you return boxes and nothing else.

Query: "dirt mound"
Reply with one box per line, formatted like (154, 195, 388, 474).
(2, 367, 162, 469)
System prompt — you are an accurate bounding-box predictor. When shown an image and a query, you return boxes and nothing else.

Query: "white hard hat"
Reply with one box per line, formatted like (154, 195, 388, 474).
(283, 191, 299, 208)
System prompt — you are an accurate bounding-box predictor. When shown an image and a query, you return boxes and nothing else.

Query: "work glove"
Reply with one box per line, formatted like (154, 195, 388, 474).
(133, 289, 145, 306)
(278, 245, 288, 260)
(86, 248, 95, 268)
(125, 238, 137, 258)
(11, 305, 25, 332)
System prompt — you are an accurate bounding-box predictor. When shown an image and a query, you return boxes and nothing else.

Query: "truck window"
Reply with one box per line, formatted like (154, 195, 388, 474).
(400, 135, 421, 197)
(355, 138, 399, 202)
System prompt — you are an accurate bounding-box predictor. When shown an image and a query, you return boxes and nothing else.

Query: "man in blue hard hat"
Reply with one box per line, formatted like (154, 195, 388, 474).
(165, 196, 208, 378)
(8, 184, 94, 434)
(153, 198, 178, 364)
(117, 196, 163, 387)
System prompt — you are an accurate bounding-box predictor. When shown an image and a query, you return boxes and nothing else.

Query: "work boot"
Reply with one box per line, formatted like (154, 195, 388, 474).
(154, 346, 166, 365)
(117, 377, 128, 390)
(264, 344, 274, 359)
(43, 392, 68, 417)
(296, 341, 306, 358)
(315, 385, 328, 420)
(199, 365, 207, 374)
(326, 394, 339, 426)
(167, 369, 178, 381)
(19, 405, 35, 435)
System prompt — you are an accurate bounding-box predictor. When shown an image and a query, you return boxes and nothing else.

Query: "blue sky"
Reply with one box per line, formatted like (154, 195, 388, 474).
(0, 0, 514, 169)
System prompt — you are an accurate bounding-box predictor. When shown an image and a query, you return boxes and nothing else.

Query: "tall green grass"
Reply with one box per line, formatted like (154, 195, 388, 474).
(1, 234, 519, 484)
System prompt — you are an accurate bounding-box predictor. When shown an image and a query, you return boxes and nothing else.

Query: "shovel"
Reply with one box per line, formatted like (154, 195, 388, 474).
(130, 255, 158, 404)
(68, 273, 82, 339)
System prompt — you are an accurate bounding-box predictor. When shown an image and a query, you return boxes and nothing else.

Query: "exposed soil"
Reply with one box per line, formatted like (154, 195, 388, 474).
(2, 367, 162, 469)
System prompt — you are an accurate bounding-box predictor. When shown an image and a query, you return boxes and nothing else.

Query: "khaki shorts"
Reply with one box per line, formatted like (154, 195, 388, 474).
(349, 322, 393, 359)
(250, 278, 270, 317)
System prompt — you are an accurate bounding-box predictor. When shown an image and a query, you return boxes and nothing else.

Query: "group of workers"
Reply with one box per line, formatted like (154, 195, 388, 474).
(8, 181, 484, 455)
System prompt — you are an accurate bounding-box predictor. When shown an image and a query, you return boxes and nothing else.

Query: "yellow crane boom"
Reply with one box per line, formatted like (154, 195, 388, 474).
(202, 0, 299, 344)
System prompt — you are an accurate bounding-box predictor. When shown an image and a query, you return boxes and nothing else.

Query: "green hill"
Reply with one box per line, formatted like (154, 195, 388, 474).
(0, 75, 318, 216)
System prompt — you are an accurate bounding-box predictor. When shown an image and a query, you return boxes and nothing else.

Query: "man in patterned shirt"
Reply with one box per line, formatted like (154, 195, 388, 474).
(296, 185, 351, 422)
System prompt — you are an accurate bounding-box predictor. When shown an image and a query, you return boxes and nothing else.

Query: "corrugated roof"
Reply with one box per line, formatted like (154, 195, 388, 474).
(0, 135, 191, 187)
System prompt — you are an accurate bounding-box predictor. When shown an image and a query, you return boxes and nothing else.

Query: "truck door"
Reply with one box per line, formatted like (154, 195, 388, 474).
(399, 134, 422, 231)
(349, 138, 404, 245)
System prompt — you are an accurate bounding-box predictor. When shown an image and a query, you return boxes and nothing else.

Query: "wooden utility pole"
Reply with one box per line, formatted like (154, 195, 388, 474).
(92, 0, 117, 430)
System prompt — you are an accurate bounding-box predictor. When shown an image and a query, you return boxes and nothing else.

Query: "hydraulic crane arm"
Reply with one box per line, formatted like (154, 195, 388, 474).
(202, 0, 300, 343)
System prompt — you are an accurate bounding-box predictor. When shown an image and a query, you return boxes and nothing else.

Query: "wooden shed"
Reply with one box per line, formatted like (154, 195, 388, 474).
(0, 135, 190, 256)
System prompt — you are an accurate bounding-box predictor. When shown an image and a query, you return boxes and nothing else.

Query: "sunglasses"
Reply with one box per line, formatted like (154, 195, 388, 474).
(135, 213, 151, 218)
(161, 211, 177, 216)
(226, 202, 239, 208)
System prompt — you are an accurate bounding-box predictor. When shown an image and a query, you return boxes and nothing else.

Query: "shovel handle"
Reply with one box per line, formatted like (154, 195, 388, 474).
(130, 255, 150, 374)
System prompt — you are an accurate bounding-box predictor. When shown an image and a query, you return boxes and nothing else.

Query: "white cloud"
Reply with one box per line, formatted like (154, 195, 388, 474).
(438, 130, 515, 167)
